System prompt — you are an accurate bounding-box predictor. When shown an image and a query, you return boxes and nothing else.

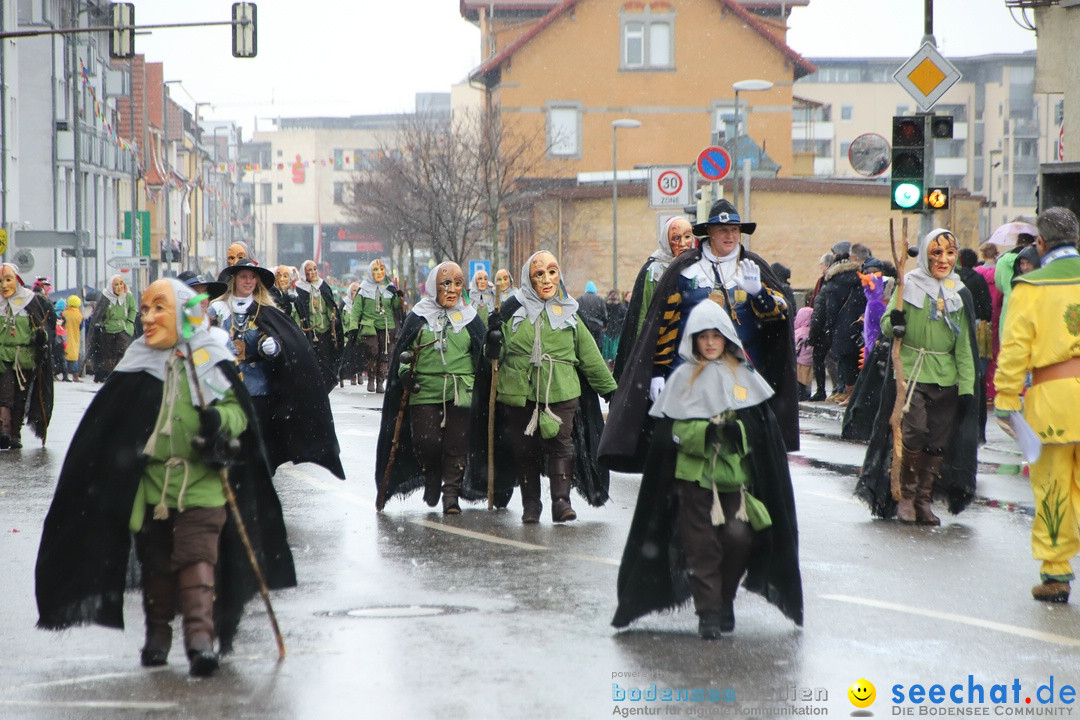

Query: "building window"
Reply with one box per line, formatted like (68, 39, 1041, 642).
(547, 103, 581, 157)
(840, 104, 853, 122)
(277, 196, 284, 204)
(277, 183, 283, 190)
(333, 182, 345, 205)
(260, 182, 271, 204)
(620, 12, 674, 70)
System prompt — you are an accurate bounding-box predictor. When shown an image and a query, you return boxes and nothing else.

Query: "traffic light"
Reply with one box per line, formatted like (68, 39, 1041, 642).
(930, 115, 954, 139)
(109, 3, 135, 59)
(926, 187, 950, 210)
(891, 116, 927, 211)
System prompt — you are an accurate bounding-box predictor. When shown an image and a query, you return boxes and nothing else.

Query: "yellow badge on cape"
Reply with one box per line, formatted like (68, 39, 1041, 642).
(734, 385, 748, 401)
(450, 311, 463, 324)
(944, 279, 956, 290)
(552, 305, 563, 315)
(192, 347, 211, 367)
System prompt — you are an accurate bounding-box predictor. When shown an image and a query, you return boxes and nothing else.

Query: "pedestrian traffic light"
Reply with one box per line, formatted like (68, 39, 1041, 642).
(108, 3, 135, 59)
(891, 116, 927, 211)
(926, 187, 949, 210)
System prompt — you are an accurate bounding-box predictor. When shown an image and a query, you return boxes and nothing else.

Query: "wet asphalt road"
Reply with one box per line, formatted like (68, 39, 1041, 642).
(0, 382, 1078, 719)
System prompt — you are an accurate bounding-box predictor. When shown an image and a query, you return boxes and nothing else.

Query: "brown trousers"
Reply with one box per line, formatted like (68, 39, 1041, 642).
(134, 506, 227, 575)
(499, 399, 579, 482)
(676, 483, 754, 617)
(360, 329, 393, 378)
(901, 382, 959, 454)
(409, 404, 470, 476)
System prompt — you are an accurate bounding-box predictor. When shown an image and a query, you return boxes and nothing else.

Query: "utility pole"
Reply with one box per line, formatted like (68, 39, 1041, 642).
(70, 0, 84, 295)
(921, 0, 937, 240)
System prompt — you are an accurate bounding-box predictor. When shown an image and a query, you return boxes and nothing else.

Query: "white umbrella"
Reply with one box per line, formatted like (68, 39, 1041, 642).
(986, 221, 1037, 248)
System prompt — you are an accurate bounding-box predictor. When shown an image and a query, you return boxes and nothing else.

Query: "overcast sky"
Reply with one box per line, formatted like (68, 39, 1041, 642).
(136, 0, 1038, 135)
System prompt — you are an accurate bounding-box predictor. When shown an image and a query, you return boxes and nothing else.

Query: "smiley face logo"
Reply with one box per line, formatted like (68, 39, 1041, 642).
(848, 678, 876, 708)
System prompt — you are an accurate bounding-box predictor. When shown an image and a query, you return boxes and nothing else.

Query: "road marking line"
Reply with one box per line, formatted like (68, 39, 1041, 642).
(13, 669, 168, 690)
(293, 469, 621, 563)
(0, 700, 178, 710)
(821, 594, 1080, 647)
(410, 519, 548, 551)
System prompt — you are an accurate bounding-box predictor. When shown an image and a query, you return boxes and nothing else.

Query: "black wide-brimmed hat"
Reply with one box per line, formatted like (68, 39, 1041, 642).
(217, 257, 275, 290)
(177, 270, 227, 300)
(692, 198, 756, 236)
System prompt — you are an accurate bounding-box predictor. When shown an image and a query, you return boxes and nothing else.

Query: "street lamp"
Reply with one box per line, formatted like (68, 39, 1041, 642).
(731, 79, 773, 218)
(612, 118, 641, 293)
(162, 79, 182, 278)
(988, 148, 1003, 232)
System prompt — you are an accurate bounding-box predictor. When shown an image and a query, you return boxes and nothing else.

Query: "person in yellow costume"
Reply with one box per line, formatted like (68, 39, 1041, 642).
(995, 206, 1080, 604)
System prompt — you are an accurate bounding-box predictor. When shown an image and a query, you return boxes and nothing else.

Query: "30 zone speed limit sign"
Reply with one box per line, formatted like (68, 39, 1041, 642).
(648, 166, 691, 208)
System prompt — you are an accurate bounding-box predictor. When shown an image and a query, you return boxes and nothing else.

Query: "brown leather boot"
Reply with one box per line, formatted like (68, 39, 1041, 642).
(367, 374, 376, 392)
(520, 476, 542, 524)
(376, 363, 387, 393)
(178, 562, 219, 677)
(140, 572, 176, 667)
(895, 445, 921, 524)
(914, 452, 943, 526)
(422, 473, 441, 508)
(0, 406, 10, 450)
(441, 454, 465, 515)
(549, 459, 577, 523)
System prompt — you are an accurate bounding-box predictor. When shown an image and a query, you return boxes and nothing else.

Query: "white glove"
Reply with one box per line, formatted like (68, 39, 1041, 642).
(734, 259, 762, 296)
(260, 336, 280, 357)
(649, 376, 666, 402)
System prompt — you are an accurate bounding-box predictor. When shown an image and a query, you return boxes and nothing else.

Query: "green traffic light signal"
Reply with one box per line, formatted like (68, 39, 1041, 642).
(892, 181, 924, 210)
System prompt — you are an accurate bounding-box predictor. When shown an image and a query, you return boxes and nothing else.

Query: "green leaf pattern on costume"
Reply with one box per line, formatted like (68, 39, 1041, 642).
(1038, 481, 1067, 548)
(1065, 304, 1080, 336)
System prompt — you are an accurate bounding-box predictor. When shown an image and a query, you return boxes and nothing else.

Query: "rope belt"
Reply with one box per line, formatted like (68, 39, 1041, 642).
(439, 373, 467, 427)
(900, 344, 950, 413)
(524, 353, 573, 437)
(12, 346, 29, 391)
(153, 456, 193, 520)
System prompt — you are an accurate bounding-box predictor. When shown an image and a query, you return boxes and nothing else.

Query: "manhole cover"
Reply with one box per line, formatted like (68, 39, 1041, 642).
(320, 605, 473, 619)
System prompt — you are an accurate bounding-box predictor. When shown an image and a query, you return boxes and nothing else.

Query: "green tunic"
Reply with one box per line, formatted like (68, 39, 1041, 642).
(399, 325, 476, 406)
(495, 312, 616, 408)
(881, 293, 975, 395)
(103, 294, 137, 335)
(129, 358, 248, 532)
(635, 274, 659, 336)
(305, 288, 333, 334)
(353, 291, 401, 336)
(0, 311, 36, 372)
(342, 302, 359, 333)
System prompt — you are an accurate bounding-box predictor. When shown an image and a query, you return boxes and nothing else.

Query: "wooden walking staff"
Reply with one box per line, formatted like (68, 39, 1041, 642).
(888, 218, 910, 502)
(183, 345, 286, 660)
(487, 284, 502, 510)
(376, 337, 435, 511)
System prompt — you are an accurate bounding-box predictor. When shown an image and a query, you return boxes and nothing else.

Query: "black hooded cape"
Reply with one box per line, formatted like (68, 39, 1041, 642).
(19, 293, 55, 445)
(374, 310, 486, 505)
(611, 406, 803, 629)
(840, 339, 891, 443)
(251, 303, 346, 480)
(463, 296, 611, 508)
(599, 247, 800, 473)
(34, 363, 296, 653)
(853, 286, 984, 518)
(338, 298, 364, 380)
(293, 283, 344, 394)
(613, 257, 659, 383)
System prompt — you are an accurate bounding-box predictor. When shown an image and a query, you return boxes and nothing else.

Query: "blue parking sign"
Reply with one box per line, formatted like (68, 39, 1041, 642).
(468, 259, 491, 281)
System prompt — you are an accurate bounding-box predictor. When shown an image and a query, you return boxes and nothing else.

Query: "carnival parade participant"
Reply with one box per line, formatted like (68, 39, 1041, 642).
(269, 264, 298, 317)
(601, 199, 799, 474)
(215, 259, 345, 480)
(494, 268, 513, 298)
(467, 251, 616, 523)
(0, 263, 53, 449)
(225, 241, 250, 267)
(376, 262, 486, 514)
(994, 207, 1080, 604)
(35, 278, 295, 676)
(613, 215, 695, 381)
(87, 274, 138, 382)
(294, 260, 343, 394)
(855, 229, 980, 524)
(62, 294, 84, 382)
(338, 281, 363, 386)
(467, 267, 496, 323)
(352, 259, 404, 393)
(612, 300, 801, 639)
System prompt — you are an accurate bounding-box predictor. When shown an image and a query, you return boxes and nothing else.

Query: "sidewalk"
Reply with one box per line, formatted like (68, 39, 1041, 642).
(799, 399, 1036, 512)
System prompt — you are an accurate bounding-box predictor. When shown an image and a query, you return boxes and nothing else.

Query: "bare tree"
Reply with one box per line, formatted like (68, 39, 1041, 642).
(345, 107, 549, 277)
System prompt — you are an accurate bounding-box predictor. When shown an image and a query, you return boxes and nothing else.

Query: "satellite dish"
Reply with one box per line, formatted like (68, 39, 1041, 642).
(14, 248, 34, 272)
(849, 133, 891, 177)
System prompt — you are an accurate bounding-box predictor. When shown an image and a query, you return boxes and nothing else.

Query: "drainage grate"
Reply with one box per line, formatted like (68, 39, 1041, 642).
(320, 605, 474, 619)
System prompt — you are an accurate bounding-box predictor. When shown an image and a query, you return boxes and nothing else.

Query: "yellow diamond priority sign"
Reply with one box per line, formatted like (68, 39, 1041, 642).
(894, 42, 961, 112)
